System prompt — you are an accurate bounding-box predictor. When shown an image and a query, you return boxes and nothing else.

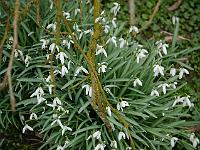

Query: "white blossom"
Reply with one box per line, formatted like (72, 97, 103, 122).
(46, 74, 52, 83)
(94, 143, 106, 150)
(156, 40, 168, 57)
(110, 2, 120, 16)
(61, 125, 72, 136)
(189, 133, 199, 148)
(133, 78, 142, 87)
(74, 66, 89, 76)
(118, 131, 126, 141)
(61, 65, 69, 77)
(179, 68, 189, 79)
(172, 96, 194, 108)
(171, 137, 178, 148)
(93, 131, 101, 140)
(30, 87, 45, 104)
(47, 22, 56, 31)
(49, 43, 59, 53)
(106, 36, 117, 47)
(170, 82, 177, 89)
(136, 49, 148, 63)
(170, 68, 176, 76)
(56, 52, 68, 64)
(153, 65, 164, 77)
(96, 44, 107, 57)
(22, 124, 33, 133)
(117, 101, 129, 111)
(110, 140, 117, 148)
(129, 26, 139, 33)
(98, 62, 107, 73)
(150, 89, 160, 97)
(106, 106, 112, 117)
(119, 37, 128, 48)
(104, 25, 110, 33)
(172, 16, 179, 25)
(47, 84, 54, 95)
(74, 8, 80, 16)
(24, 55, 31, 67)
(112, 17, 117, 28)
(29, 113, 37, 120)
(40, 39, 49, 49)
(63, 11, 71, 20)
(47, 97, 62, 109)
(82, 84, 92, 97)
(158, 83, 170, 94)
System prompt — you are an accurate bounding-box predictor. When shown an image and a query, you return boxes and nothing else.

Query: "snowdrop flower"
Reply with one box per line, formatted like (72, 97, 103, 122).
(129, 26, 139, 33)
(56, 145, 64, 150)
(98, 62, 107, 73)
(94, 143, 106, 150)
(110, 140, 117, 148)
(84, 29, 92, 35)
(104, 25, 110, 33)
(182, 96, 194, 108)
(49, 43, 59, 53)
(51, 117, 63, 127)
(106, 106, 112, 117)
(40, 39, 49, 49)
(158, 83, 170, 94)
(119, 37, 128, 48)
(118, 131, 126, 141)
(24, 55, 31, 67)
(47, 84, 54, 94)
(172, 96, 184, 107)
(62, 37, 74, 49)
(63, 11, 71, 20)
(110, 2, 120, 16)
(56, 52, 68, 65)
(133, 78, 142, 87)
(156, 40, 168, 56)
(74, 66, 89, 76)
(82, 84, 92, 97)
(172, 16, 179, 25)
(106, 36, 117, 47)
(61, 65, 69, 77)
(150, 89, 160, 97)
(30, 87, 45, 104)
(61, 125, 72, 136)
(47, 22, 56, 31)
(93, 131, 101, 140)
(179, 68, 189, 79)
(189, 133, 199, 148)
(22, 124, 33, 133)
(49, 0, 53, 9)
(67, 60, 73, 70)
(46, 74, 52, 83)
(14, 49, 24, 60)
(74, 8, 80, 16)
(47, 97, 62, 109)
(153, 65, 164, 77)
(96, 44, 107, 57)
(29, 113, 37, 120)
(136, 49, 148, 63)
(112, 17, 117, 28)
(170, 68, 176, 76)
(171, 137, 178, 148)
(170, 82, 177, 89)
(117, 101, 129, 111)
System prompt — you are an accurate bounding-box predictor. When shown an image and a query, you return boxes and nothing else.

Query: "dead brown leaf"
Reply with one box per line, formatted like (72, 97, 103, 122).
(168, 0, 182, 11)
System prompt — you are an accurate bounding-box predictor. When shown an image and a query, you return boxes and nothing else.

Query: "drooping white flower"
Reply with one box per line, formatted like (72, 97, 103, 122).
(133, 78, 142, 87)
(117, 101, 129, 112)
(22, 124, 33, 133)
(171, 137, 178, 148)
(172, 96, 194, 108)
(156, 40, 168, 57)
(189, 133, 199, 148)
(93, 131, 101, 140)
(46, 74, 52, 83)
(153, 65, 164, 77)
(49, 0, 53, 10)
(30, 87, 45, 104)
(172, 16, 179, 25)
(47, 97, 62, 109)
(74, 8, 80, 16)
(56, 52, 68, 64)
(119, 37, 128, 48)
(82, 84, 92, 97)
(170, 68, 176, 76)
(56, 145, 64, 150)
(61, 65, 69, 77)
(110, 2, 120, 16)
(112, 17, 117, 28)
(94, 143, 106, 150)
(150, 89, 160, 97)
(118, 131, 126, 141)
(47, 22, 56, 31)
(96, 44, 107, 57)
(106, 36, 117, 47)
(98, 62, 107, 73)
(61, 125, 72, 136)
(104, 25, 110, 33)
(24, 55, 31, 67)
(74, 66, 89, 76)
(110, 140, 117, 148)
(179, 68, 189, 79)
(170, 82, 177, 89)
(49, 43, 59, 53)
(106, 106, 112, 117)
(172, 96, 184, 107)
(40, 39, 49, 49)
(63, 11, 71, 20)
(62, 37, 74, 49)
(47, 84, 54, 94)
(158, 83, 170, 94)
(136, 49, 148, 63)
(14, 49, 24, 60)
(29, 113, 37, 120)
(129, 26, 139, 33)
